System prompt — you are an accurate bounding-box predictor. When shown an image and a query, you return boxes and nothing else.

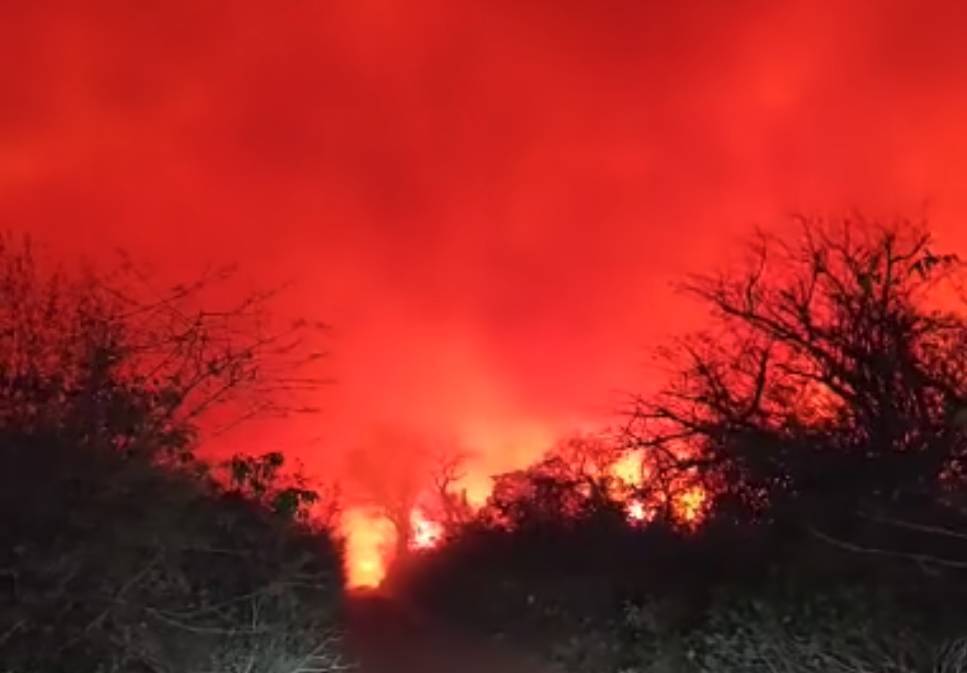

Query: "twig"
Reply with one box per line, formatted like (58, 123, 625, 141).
(860, 512, 967, 542)
(809, 526, 967, 569)
(288, 633, 357, 673)
(144, 606, 269, 636)
(58, 551, 163, 654)
(0, 619, 25, 648)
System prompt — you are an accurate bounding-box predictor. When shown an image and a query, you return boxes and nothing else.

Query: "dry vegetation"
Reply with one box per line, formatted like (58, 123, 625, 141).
(394, 218, 967, 672)
(0, 235, 347, 672)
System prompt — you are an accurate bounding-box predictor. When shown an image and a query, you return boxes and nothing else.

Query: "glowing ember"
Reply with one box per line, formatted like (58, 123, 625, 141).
(626, 498, 648, 522)
(612, 451, 709, 526)
(341, 507, 397, 589)
(409, 507, 444, 550)
(611, 451, 643, 486)
(339, 452, 709, 590)
(676, 486, 706, 523)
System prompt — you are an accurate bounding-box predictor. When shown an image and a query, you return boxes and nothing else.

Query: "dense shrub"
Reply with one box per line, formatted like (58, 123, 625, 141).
(614, 583, 967, 673)
(0, 433, 347, 672)
(0, 236, 346, 672)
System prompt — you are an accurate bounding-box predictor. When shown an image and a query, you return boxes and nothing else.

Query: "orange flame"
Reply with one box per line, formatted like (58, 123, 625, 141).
(611, 451, 644, 486)
(340, 449, 710, 590)
(625, 497, 649, 523)
(611, 450, 708, 526)
(675, 486, 707, 523)
(341, 507, 397, 589)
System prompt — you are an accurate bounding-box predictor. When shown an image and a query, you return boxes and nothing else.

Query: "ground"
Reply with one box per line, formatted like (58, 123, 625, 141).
(345, 593, 559, 673)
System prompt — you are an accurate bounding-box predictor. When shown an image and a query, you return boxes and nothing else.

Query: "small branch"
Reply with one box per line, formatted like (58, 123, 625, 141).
(0, 619, 25, 648)
(809, 526, 967, 570)
(144, 607, 270, 636)
(860, 512, 967, 542)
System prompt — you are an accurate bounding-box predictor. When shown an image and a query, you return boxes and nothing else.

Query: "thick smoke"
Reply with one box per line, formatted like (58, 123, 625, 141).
(4, 1, 967, 511)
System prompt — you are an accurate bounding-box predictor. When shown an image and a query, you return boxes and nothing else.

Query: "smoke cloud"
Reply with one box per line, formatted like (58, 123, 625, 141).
(4, 1, 967, 499)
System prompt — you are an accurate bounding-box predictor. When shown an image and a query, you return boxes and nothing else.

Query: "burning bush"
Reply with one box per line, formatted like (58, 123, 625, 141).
(389, 218, 967, 673)
(478, 435, 708, 532)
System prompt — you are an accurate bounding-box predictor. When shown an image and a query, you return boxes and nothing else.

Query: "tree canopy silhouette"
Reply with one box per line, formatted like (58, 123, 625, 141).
(626, 218, 967, 545)
(0, 235, 345, 672)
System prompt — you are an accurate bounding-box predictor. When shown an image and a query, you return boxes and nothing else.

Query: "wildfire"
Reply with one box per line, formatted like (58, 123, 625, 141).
(409, 507, 444, 550)
(340, 505, 448, 589)
(340, 449, 710, 590)
(610, 450, 707, 526)
(625, 498, 649, 522)
(611, 451, 644, 485)
(675, 486, 707, 523)
(340, 507, 397, 589)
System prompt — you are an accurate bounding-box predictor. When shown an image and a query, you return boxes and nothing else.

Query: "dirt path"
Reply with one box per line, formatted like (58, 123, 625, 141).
(344, 594, 560, 673)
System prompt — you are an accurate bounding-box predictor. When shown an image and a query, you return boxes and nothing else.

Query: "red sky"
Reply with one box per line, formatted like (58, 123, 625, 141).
(4, 1, 967, 497)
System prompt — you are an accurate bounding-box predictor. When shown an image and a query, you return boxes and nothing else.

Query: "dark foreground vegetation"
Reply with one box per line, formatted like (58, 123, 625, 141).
(0, 237, 347, 672)
(392, 218, 967, 672)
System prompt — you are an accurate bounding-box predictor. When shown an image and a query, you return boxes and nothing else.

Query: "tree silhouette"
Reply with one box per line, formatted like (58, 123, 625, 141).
(480, 434, 627, 530)
(626, 218, 967, 548)
(428, 449, 475, 531)
(0, 235, 345, 672)
(0, 233, 330, 462)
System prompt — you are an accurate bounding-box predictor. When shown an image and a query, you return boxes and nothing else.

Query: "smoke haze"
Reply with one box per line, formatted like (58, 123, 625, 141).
(4, 1, 967, 495)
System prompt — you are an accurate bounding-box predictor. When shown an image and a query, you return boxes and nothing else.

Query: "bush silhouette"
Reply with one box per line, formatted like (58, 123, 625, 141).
(0, 235, 346, 672)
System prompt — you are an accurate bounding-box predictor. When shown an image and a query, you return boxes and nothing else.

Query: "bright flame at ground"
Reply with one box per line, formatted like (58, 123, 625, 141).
(611, 450, 707, 525)
(340, 505, 446, 588)
(341, 507, 397, 589)
(339, 451, 710, 589)
(409, 507, 444, 550)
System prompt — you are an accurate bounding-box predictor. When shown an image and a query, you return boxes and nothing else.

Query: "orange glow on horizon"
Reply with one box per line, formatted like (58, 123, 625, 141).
(459, 475, 493, 509)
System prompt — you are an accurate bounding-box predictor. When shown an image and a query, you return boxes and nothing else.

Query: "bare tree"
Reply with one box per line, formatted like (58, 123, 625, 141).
(0, 233, 330, 462)
(625, 217, 967, 536)
(0, 234, 345, 672)
(481, 434, 628, 529)
(344, 427, 431, 558)
(428, 449, 475, 530)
